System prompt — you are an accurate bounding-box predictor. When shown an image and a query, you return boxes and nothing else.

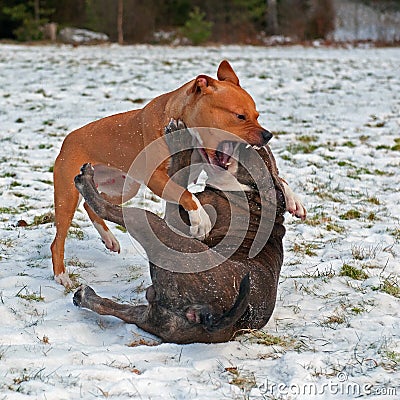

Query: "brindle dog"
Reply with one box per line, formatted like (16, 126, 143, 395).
(73, 122, 286, 344)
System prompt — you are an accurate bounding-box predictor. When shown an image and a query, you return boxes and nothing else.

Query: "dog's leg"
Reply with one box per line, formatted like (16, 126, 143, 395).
(51, 165, 82, 287)
(280, 178, 307, 220)
(83, 201, 120, 253)
(148, 169, 212, 240)
(73, 285, 148, 323)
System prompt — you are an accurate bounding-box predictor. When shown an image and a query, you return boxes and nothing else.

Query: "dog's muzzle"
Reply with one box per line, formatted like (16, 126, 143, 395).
(261, 129, 273, 145)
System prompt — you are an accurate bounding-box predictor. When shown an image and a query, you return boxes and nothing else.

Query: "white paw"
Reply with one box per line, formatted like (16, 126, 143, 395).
(188, 197, 212, 240)
(102, 234, 121, 253)
(93, 222, 121, 253)
(55, 272, 73, 288)
(282, 181, 307, 220)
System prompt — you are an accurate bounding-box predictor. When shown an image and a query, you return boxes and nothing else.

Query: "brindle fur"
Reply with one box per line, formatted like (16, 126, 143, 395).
(73, 125, 286, 344)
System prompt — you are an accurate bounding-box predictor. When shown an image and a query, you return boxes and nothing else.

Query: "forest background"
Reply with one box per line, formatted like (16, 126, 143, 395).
(1, 0, 400, 45)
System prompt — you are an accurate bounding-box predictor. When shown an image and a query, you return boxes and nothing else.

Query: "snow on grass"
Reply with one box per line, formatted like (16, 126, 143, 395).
(0, 44, 399, 399)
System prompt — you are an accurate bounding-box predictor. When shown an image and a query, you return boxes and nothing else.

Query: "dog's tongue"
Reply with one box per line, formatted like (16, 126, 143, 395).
(215, 142, 234, 169)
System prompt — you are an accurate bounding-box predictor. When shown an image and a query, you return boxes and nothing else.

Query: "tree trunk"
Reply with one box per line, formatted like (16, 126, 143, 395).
(117, 0, 124, 44)
(266, 0, 278, 35)
(34, 0, 40, 23)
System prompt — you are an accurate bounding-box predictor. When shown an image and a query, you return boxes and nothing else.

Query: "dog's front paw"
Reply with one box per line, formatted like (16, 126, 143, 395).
(55, 272, 73, 288)
(188, 198, 212, 240)
(102, 235, 121, 253)
(281, 180, 307, 220)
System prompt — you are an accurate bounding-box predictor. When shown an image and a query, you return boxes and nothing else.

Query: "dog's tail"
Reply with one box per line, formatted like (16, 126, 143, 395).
(203, 273, 250, 333)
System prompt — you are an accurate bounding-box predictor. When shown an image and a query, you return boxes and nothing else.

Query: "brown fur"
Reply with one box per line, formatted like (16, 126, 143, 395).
(52, 60, 272, 286)
(73, 125, 286, 344)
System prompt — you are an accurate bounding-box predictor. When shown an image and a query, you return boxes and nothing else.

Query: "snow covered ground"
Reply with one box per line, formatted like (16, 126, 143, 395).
(0, 44, 399, 399)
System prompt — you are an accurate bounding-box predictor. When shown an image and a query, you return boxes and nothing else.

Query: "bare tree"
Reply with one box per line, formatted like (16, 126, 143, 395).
(266, 0, 278, 35)
(34, 0, 40, 23)
(118, 0, 124, 44)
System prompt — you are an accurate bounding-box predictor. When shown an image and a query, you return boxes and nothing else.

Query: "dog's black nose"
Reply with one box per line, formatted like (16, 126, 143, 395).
(261, 129, 273, 144)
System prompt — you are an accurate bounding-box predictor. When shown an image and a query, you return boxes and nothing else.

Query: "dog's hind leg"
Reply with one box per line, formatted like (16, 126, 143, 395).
(73, 285, 148, 323)
(51, 162, 83, 287)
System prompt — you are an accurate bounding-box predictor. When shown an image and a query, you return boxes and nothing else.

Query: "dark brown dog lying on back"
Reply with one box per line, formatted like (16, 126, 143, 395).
(73, 122, 287, 344)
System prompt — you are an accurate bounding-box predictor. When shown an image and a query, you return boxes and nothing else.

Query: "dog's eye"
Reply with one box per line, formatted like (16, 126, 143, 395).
(237, 114, 246, 120)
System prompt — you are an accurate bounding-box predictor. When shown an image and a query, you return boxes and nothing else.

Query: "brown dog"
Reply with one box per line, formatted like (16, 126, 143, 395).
(72, 121, 288, 343)
(51, 60, 274, 287)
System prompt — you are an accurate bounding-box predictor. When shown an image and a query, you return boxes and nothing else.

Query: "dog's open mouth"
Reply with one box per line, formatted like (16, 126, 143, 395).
(199, 141, 262, 170)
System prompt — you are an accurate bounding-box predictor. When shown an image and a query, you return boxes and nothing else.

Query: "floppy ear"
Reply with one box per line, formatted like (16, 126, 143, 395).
(217, 60, 240, 86)
(187, 75, 216, 95)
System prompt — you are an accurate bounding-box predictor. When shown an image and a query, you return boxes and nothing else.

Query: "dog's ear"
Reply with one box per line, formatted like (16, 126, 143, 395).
(217, 60, 240, 86)
(187, 75, 216, 95)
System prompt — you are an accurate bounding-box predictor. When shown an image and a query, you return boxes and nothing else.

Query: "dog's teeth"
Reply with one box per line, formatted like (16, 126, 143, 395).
(252, 145, 260, 150)
(246, 144, 251, 149)
(226, 162, 231, 166)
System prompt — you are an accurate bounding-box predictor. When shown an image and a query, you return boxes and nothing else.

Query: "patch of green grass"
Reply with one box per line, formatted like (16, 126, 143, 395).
(340, 264, 369, 280)
(366, 196, 380, 205)
(280, 154, 292, 161)
(38, 143, 53, 150)
(387, 227, 400, 242)
(392, 138, 400, 151)
(272, 130, 290, 138)
(291, 241, 319, 257)
(226, 367, 257, 395)
(351, 306, 364, 314)
(10, 181, 22, 187)
(242, 330, 294, 348)
(373, 169, 394, 176)
(16, 287, 44, 302)
(0, 238, 14, 248)
(366, 212, 378, 221)
(68, 228, 85, 240)
(0, 206, 19, 214)
(321, 312, 346, 327)
(67, 257, 93, 268)
(37, 179, 53, 185)
(326, 222, 346, 234)
(340, 209, 361, 220)
(380, 276, 400, 298)
(342, 141, 356, 148)
(337, 160, 353, 167)
(32, 212, 54, 226)
(12, 192, 30, 199)
(0, 171, 17, 178)
(346, 166, 374, 179)
(303, 213, 330, 227)
(297, 135, 318, 143)
(124, 97, 146, 104)
(383, 350, 400, 363)
(287, 143, 319, 154)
